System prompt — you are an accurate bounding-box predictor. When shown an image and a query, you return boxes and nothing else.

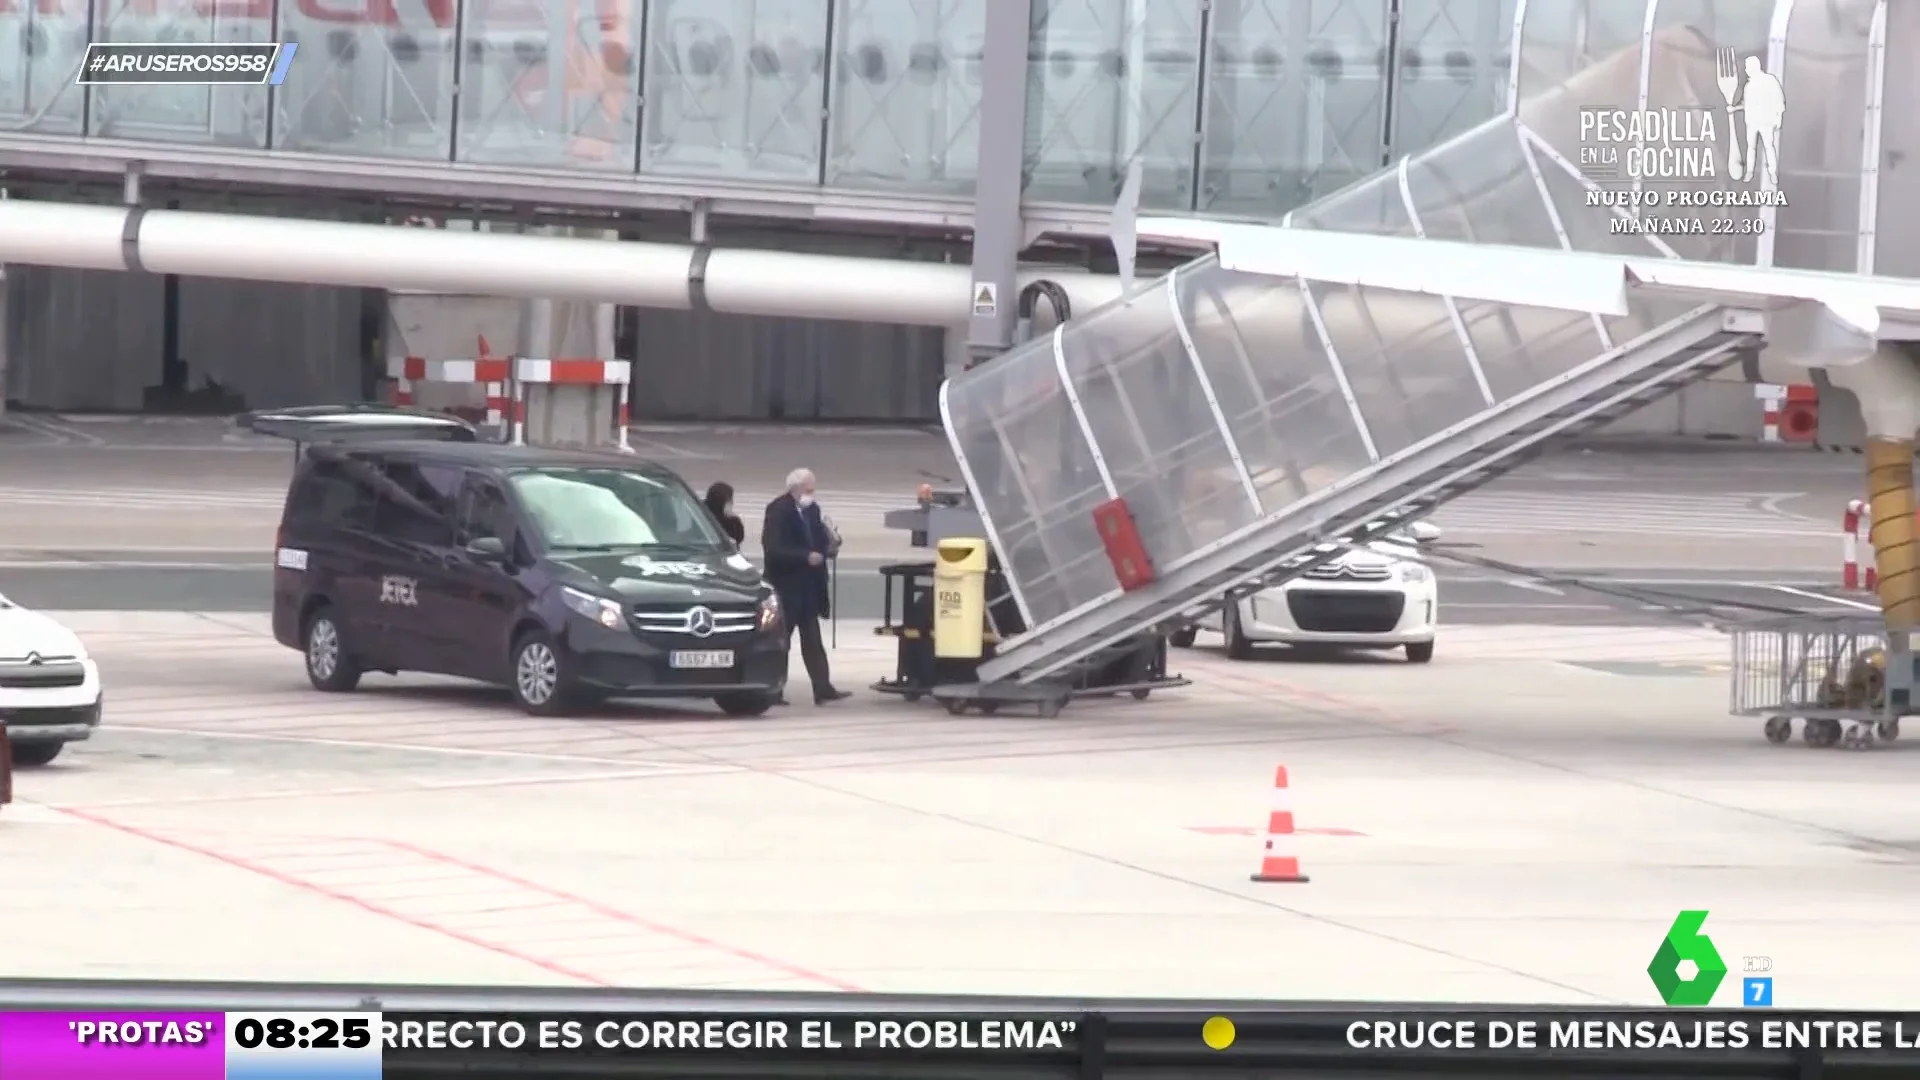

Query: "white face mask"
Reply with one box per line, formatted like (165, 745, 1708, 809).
(797, 493, 816, 508)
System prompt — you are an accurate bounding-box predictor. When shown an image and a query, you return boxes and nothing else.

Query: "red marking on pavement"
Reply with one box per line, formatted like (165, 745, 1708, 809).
(58, 807, 606, 985)
(379, 839, 860, 991)
(59, 808, 859, 993)
(1184, 825, 1366, 837)
(1201, 663, 1460, 737)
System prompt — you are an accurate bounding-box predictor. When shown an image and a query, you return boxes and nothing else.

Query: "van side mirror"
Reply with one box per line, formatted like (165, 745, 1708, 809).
(1407, 521, 1442, 543)
(465, 536, 509, 562)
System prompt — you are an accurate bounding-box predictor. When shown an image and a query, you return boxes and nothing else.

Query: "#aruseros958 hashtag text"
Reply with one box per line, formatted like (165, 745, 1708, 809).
(77, 42, 290, 85)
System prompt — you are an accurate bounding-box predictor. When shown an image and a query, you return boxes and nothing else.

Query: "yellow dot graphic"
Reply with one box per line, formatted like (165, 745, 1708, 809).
(1201, 1016, 1236, 1050)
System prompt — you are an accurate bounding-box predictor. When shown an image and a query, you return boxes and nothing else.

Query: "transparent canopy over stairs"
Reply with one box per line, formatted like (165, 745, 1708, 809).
(934, 16, 1825, 687)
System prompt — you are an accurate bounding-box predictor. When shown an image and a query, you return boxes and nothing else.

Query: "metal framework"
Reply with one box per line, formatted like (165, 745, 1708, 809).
(1164, 267, 1262, 512)
(937, 0, 1901, 687)
(1858, 0, 1888, 276)
(1397, 154, 1495, 407)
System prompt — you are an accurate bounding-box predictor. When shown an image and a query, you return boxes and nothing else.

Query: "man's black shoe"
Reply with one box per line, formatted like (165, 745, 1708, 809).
(772, 697, 790, 706)
(815, 689, 852, 704)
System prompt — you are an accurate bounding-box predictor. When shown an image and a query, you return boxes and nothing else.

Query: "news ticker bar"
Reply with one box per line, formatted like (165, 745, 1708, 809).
(76, 42, 298, 85)
(3, 1009, 1920, 1078)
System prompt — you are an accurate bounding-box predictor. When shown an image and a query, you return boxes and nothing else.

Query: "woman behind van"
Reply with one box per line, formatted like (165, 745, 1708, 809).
(704, 481, 746, 545)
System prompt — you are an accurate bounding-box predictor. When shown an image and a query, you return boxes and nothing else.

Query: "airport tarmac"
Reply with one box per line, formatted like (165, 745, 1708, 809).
(0, 554, 1876, 627)
(4, 418, 1910, 1007)
(0, 415, 1862, 574)
(7, 612, 1918, 1005)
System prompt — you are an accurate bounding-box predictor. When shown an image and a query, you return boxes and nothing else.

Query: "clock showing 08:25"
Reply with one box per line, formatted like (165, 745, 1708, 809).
(224, 1012, 383, 1080)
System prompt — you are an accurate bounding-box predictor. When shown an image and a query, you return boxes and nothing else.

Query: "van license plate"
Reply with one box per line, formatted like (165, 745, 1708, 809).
(670, 650, 734, 669)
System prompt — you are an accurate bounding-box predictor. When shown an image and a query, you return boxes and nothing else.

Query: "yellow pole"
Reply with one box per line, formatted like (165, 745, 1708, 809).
(1865, 437, 1920, 629)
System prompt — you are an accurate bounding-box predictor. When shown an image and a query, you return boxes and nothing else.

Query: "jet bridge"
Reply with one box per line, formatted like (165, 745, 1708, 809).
(940, 100, 1920, 689)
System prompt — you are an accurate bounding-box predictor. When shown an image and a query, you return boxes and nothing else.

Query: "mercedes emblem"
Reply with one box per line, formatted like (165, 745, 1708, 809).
(687, 607, 715, 638)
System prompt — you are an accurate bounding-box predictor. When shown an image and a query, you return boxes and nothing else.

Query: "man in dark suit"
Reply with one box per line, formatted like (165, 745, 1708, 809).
(761, 467, 852, 705)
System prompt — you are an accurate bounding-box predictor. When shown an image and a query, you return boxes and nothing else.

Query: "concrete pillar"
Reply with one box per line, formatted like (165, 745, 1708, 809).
(513, 228, 629, 450)
(384, 292, 520, 421)
(0, 264, 8, 419)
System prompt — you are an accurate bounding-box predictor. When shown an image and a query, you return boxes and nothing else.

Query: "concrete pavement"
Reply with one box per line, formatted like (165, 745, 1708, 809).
(0, 553, 1878, 626)
(7, 611, 1918, 1004)
(0, 416, 1863, 572)
(4, 418, 1912, 1007)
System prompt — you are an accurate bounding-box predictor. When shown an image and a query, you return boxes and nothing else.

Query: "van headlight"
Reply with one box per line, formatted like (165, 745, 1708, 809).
(1398, 564, 1431, 583)
(759, 591, 782, 629)
(561, 586, 625, 630)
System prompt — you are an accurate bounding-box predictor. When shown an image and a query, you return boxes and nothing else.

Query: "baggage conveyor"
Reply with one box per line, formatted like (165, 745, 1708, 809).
(868, 485, 1189, 717)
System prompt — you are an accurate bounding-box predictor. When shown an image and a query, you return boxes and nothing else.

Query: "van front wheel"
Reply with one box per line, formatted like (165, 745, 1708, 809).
(511, 630, 581, 716)
(10, 741, 65, 767)
(714, 692, 776, 718)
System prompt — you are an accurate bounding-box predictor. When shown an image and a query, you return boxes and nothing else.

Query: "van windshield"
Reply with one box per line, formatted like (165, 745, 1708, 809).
(506, 467, 728, 552)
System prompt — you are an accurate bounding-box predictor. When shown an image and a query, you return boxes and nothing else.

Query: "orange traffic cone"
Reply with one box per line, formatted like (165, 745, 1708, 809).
(1251, 766, 1309, 883)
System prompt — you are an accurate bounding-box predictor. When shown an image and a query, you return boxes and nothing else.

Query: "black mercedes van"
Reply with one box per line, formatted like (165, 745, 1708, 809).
(245, 407, 787, 717)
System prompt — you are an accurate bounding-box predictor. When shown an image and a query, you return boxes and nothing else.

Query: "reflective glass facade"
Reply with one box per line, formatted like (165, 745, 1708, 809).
(0, 0, 1513, 218)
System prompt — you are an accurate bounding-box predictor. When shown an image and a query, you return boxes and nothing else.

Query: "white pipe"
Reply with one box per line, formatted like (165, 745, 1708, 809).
(0, 203, 1125, 329)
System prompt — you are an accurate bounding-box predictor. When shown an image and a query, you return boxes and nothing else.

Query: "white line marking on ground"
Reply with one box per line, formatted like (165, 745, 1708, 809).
(1446, 603, 1618, 611)
(51, 767, 717, 810)
(1765, 584, 1880, 612)
(104, 724, 743, 770)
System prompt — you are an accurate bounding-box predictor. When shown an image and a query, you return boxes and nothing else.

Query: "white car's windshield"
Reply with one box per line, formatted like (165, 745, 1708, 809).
(507, 467, 727, 552)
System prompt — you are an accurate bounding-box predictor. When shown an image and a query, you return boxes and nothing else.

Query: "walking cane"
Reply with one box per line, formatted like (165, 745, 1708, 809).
(822, 509, 841, 649)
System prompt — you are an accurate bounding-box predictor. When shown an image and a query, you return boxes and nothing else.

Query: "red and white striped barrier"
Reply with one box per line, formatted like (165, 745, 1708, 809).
(510, 358, 631, 451)
(388, 355, 512, 427)
(1757, 383, 1818, 442)
(1844, 500, 1877, 591)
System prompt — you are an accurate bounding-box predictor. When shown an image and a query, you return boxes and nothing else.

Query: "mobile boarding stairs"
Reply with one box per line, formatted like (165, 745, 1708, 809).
(936, 229, 1920, 707)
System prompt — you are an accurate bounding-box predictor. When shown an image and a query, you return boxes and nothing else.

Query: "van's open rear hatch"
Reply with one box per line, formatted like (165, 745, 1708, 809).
(237, 405, 479, 459)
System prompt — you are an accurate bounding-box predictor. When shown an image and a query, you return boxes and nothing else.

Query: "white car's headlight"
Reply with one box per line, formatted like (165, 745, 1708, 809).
(1399, 564, 1432, 583)
(560, 586, 625, 630)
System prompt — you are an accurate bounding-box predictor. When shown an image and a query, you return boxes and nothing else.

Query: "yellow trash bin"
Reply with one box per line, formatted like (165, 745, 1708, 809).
(933, 538, 989, 659)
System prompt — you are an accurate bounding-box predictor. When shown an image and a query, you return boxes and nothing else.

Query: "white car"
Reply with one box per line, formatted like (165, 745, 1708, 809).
(0, 593, 103, 766)
(1169, 523, 1440, 663)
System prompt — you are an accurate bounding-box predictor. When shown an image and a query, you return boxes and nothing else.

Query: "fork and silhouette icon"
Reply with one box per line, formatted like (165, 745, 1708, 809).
(1715, 47, 1784, 186)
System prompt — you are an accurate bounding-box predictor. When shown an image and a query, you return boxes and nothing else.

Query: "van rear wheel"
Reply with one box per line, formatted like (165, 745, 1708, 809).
(304, 606, 363, 692)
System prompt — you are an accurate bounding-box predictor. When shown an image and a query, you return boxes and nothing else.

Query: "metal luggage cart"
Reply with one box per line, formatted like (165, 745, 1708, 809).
(872, 486, 1189, 715)
(1728, 613, 1911, 749)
